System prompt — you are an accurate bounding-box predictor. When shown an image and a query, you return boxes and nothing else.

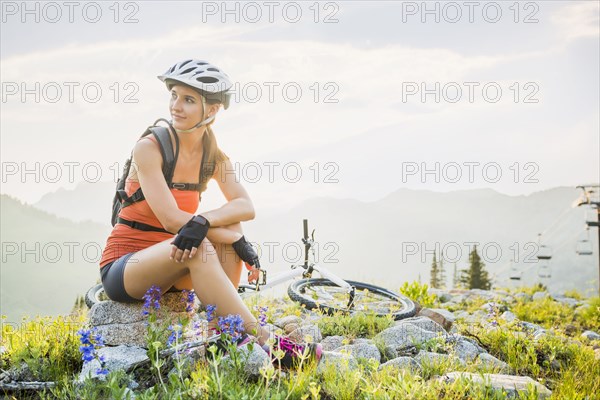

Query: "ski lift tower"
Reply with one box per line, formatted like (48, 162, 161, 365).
(574, 185, 600, 294)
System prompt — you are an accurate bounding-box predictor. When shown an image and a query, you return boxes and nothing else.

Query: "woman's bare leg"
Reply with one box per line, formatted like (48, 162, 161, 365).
(121, 237, 270, 343)
(170, 223, 244, 290)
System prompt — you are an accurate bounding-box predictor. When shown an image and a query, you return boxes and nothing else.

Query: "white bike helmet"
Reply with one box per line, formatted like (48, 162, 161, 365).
(158, 59, 233, 131)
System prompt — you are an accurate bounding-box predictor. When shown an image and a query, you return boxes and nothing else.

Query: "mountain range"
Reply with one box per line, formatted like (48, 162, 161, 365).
(1, 184, 598, 324)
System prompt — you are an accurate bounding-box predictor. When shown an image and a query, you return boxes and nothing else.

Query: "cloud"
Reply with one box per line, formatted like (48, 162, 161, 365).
(551, 1, 599, 42)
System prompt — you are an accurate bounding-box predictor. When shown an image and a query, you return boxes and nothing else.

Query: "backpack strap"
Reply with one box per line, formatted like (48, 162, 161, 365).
(150, 126, 178, 185)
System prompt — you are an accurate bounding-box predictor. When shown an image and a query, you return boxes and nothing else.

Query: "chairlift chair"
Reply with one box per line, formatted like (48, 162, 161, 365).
(537, 244, 553, 260)
(576, 227, 594, 255)
(509, 260, 522, 281)
(538, 264, 552, 279)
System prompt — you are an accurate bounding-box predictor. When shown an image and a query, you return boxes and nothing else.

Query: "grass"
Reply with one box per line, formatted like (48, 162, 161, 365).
(1, 284, 599, 399)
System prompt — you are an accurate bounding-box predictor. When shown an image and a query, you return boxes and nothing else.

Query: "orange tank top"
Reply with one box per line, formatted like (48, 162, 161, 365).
(99, 135, 201, 268)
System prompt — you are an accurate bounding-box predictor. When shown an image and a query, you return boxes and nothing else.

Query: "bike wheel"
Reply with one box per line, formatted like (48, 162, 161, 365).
(287, 278, 416, 320)
(85, 283, 106, 308)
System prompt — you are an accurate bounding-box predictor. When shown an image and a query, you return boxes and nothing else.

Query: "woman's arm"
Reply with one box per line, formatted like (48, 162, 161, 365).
(201, 158, 256, 227)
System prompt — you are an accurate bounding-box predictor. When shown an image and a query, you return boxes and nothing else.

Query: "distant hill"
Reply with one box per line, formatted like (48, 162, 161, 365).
(33, 181, 115, 225)
(1, 194, 111, 324)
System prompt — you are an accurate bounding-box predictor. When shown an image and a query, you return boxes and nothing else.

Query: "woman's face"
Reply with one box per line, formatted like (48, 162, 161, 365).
(169, 84, 216, 130)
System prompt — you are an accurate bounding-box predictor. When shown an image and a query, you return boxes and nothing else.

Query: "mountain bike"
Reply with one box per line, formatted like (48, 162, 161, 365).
(85, 219, 416, 320)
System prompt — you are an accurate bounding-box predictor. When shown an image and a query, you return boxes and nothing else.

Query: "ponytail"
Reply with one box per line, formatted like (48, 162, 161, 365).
(200, 124, 229, 193)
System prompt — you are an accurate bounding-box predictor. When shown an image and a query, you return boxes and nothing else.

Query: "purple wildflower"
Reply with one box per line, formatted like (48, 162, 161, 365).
(167, 323, 183, 347)
(217, 314, 245, 341)
(142, 285, 162, 316)
(181, 289, 196, 313)
(206, 304, 217, 323)
(257, 306, 268, 327)
(77, 328, 108, 375)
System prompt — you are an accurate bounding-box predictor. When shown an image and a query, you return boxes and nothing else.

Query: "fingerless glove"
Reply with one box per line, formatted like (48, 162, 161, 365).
(171, 215, 210, 252)
(232, 235, 259, 269)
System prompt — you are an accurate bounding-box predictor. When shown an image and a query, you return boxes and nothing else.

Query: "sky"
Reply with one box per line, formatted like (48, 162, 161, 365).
(1, 0, 599, 214)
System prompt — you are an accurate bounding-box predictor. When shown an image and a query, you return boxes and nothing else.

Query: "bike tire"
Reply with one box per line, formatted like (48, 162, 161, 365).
(287, 278, 416, 320)
(85, 283, 105, 309)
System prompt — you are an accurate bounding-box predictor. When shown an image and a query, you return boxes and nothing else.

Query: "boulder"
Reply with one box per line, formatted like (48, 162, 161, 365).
(581, 330, 600, 341)
(399, 315, 447, 334)
(451, 338, 482, 362)
(336, 342, 381, 363)
(274, 315, 303, 329)
(79, 345, 148, 382)
(320, 335, 345, 351)
(532, 292, 549, 302)
(287, 324, 322, 344)
(439, 372, 551, 399)
(374, 323, 440, 359)
(316, 351, 358, 375)
(476, 353, 512, 373)
(378, 357, 422, 374)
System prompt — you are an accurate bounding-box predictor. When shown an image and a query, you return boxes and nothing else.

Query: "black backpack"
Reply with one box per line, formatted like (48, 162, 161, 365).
(111, 118, 209, 233)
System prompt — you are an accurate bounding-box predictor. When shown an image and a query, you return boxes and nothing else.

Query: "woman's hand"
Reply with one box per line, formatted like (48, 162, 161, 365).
(170, 215, 210, 262)
(247, 265, 261, 284)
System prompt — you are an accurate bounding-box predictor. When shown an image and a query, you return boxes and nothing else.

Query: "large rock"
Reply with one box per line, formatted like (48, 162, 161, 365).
(451, 338, 482, 362)
(287, 324, 322, 344)
(336, 342, 381, 363)
(79, 345, 148, 382)
(274, 315, 303, 329)
(320, 335, 345, 351)
(316, 351, 358, 375)
(582, 330, 600, 341)
(550, 294, 581, 308)
(398, 316, 446, 334)
(476, 353, 512, 374)
(378, 357, 422, 374)
(222, 343, 273, 377)
(374, 323, 440, 360)
(89, 293, 199, 347)
(532, 292, 549, 301)
(439, 372, 552, 399)
(94, 321, 148, 348)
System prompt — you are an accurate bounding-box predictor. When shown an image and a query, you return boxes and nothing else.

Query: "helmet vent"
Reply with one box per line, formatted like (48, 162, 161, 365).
(207, 68, 219, 72)
(179, 59, 193, 68)
(180, 67, 196, 75)
(197, 62, 208, 65)
(196, 76, 219, 83)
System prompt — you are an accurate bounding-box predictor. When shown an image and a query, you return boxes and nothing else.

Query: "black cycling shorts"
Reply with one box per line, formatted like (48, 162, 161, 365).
(100, 252, 139, 303)
(99, 252, 184, 303)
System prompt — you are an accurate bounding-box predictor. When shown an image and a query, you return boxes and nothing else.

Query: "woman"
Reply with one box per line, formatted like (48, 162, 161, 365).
(98, 59, 321, 366)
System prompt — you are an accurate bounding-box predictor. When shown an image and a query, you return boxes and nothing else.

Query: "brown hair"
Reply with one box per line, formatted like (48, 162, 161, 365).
(199, 122, 229, 194)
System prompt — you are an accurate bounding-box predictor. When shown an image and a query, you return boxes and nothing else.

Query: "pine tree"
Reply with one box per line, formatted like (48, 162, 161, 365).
(438, 250, 446, 289)
(452, 262, 459, 289)
(430, 252, 440, 288)
(459, 245, 492, 290)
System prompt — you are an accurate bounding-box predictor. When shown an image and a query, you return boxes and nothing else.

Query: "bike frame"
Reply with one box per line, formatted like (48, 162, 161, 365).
(240, 219, 354, 297)
(242, 262, 353, 293)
